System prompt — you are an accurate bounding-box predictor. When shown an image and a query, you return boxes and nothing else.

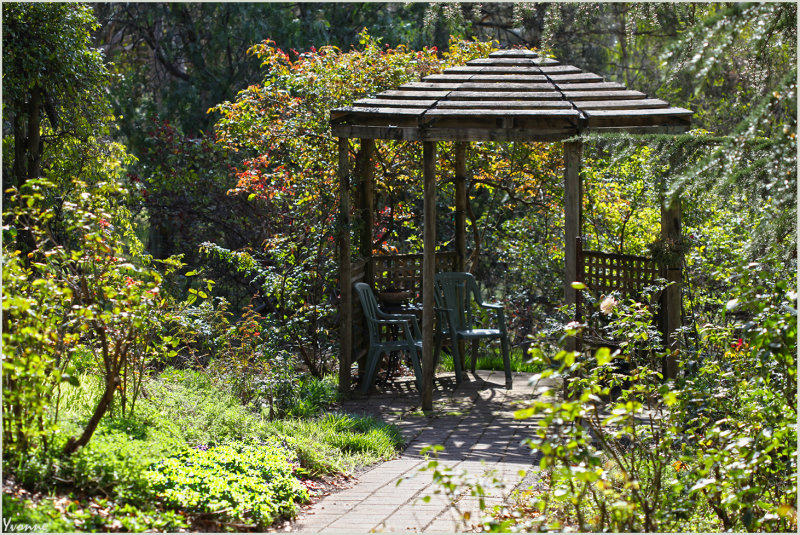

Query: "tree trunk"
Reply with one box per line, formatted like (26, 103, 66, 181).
(63, 375, 118, 455)
(26, 85, 42, 182)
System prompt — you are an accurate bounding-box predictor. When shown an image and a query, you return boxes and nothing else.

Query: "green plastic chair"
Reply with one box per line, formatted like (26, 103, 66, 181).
(354, 282, 423, 393)
(434, 272, 512, 389)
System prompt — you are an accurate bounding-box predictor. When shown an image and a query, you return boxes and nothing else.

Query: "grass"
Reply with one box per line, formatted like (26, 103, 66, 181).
(436, 345, 545, 374)
(3, 367, 404, 532)
(266, 413, 403, 476)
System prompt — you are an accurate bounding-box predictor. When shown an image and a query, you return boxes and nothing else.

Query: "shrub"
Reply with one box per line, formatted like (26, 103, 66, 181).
(2, 177, 173, 466)
(423, 256, 796, 533)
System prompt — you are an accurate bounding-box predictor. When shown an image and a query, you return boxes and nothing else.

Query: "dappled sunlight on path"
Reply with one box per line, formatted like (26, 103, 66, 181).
(284, 370, 560, 533)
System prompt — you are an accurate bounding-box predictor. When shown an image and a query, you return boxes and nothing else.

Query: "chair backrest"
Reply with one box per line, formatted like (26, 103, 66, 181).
(354, 282, 381, 343)
(435, 272, 481, 330)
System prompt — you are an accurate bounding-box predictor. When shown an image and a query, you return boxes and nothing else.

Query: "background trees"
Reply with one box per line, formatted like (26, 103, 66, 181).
(3, 3, 116, 191)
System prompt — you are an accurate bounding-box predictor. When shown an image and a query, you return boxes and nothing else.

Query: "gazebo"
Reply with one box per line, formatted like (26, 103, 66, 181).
(329, 49, 692, 410)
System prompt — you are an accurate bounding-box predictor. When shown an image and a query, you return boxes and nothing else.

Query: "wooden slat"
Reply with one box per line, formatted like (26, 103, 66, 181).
(331, 124, 421, 140)
(447, 91, 564, 100)
(548, 73, 603, 82)
(425, 109, 580, 118)
(583, 125, 691, 134)
(344, 107, 429, 116)
(427, 115, 578, 133)
(532, 57, 560, 65)
(377, 90, 451, 99)
(420, 127, 575, 142)
(583, 107, 693, 119)
(467, 58, 536, 65)
(445, 66, 486, 73)
(435, 100, 573, 109)
(458, 82, 556, 91)
(426, 73, 548, 83)
(422, 74, 475, 82)
(538, 65, 583, 74)
(399, 82, 463, 90)
(555, 82, 626, 91)
(466, 66, 544, 74)
(583, 107, 693, 127)
(489, 50, 539, 58)
(563, 90, 647, 100)
(575, 98, 669, 110)
(353, 98, 438, 108)
(467, 74, 549, 82)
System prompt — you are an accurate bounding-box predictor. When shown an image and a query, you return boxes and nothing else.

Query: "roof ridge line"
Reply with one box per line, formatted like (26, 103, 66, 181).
(539, 66, 587, 131)
(419, 89, 456, 125)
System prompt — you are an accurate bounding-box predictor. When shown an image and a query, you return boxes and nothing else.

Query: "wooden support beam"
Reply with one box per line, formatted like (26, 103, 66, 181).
(356, 138, 375, 285)
(660, 194, 682, 380)
(422, 141, 437, 411)
(564, 141, 583, 307)
(337, 138, 352, 394)
(454, 142, 468, 376)
(454, 142, 467, 272)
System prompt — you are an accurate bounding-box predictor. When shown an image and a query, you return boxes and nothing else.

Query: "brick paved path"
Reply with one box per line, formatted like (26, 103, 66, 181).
(285, 370, 558, 533)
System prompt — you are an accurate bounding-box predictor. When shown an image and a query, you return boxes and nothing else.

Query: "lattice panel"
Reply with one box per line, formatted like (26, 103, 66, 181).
(581, 251, 659, 296)
(373, 252, 457, 298)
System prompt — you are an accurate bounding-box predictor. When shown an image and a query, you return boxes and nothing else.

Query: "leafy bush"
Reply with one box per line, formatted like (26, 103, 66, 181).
(479, 259, 795, 532)
(287, 375, 340, 418)
(139, 368, 269, 446)
(2, 177, 173, 465)
(145, 439, 309, 529)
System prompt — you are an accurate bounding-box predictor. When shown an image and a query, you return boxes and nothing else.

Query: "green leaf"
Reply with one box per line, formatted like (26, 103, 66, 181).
(595, 347, 611, 365)
(60, 373, 80, 387)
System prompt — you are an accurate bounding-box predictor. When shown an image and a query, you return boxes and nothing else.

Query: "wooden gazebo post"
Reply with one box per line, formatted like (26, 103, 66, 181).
(563, 141, 584, 310)
(356, 139, 375, 286)
(454, 142, 468, 272)
(337, 138, 352, 394)
(661, 192, 682, 379)
(421, 141, 437, 410)
(453, 142, 468, 374)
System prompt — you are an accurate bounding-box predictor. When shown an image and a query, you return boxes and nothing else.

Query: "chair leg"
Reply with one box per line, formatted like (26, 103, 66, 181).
(361, 348, 381, 394)
(450, 335, 463, 384)
(409, 345, 423, 392)
(470, 339, 479, 373)
(433, 330, 443, 369)
(501, 335, 512, 389)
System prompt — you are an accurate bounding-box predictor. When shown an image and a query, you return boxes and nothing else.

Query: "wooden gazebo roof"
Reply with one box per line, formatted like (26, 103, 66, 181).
(331, 49, 692, 141)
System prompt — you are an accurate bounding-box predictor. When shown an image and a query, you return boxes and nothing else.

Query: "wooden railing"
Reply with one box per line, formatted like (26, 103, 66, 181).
(372, 252, 458, 297)
(576, 237, 662, 322)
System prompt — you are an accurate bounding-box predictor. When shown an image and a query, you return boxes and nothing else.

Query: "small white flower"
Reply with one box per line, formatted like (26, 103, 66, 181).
(600, 296, 618, 315)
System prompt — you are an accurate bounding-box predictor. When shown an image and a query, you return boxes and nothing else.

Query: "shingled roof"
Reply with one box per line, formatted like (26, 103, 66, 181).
(330, 49, 692, 142)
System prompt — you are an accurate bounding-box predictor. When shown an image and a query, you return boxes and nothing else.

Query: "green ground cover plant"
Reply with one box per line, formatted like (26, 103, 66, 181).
(2, 365, 402, 532)
(146, 439, 308, 529)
